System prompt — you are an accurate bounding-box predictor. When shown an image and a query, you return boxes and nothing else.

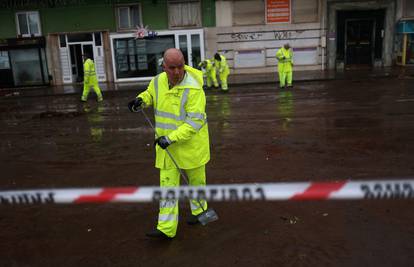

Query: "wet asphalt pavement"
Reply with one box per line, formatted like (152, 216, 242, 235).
(1, 77, 414, 266)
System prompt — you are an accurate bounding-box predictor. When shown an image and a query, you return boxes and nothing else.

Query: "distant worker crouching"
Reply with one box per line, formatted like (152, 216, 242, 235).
(276, 43, 294, 89)
(199, 59, 218, 90)
(214, 53, 230, 92)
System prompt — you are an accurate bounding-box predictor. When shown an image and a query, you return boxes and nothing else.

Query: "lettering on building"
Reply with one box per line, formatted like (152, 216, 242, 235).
(0, 0, 86, 9)
(230, 33, 264, 41)
(273, 31, 292, 40)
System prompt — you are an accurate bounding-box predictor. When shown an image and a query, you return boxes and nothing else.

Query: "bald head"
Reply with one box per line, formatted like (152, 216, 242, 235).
(163, 48, 184, 65)
(163, 48, 185, 87)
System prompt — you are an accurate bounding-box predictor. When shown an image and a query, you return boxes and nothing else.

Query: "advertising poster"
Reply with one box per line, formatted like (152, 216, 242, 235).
(266, 0, 290, 23)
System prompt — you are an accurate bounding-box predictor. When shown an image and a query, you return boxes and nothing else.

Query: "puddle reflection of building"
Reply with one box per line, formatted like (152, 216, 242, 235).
(83, 103, 104, 143)
(277, 91, 294, 131)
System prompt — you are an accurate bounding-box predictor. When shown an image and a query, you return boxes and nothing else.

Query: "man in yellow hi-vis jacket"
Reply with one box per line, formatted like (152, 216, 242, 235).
(214, 52, 230, 92)
(128, 48, 210, 239)
(276, 43, 294, 89)
(198, 59, 218, 89)
(81, 53, 103, 102)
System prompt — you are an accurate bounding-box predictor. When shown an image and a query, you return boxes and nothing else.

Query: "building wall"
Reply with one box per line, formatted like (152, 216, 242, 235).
(0, 11, 16, 38)
(209, 0, 324, 74)
(42, 4, 115, 33)
(141, 1, 169, 30)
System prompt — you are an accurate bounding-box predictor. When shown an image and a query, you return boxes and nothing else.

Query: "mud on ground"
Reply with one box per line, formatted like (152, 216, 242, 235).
(1, 78, 414, 266)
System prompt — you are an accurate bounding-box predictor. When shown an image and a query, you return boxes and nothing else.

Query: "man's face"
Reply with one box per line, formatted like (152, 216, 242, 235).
(163, 58, 185, 87)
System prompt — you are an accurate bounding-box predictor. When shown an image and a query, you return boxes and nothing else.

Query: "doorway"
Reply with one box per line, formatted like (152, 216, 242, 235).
(175, 30, 204, 68)
(336, 9, 385, 68)
(69, 43, 93, 82)
(345, 19, 374, 65)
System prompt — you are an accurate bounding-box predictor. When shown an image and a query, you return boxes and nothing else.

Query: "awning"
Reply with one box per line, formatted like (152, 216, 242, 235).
(397, 20, 414, 34)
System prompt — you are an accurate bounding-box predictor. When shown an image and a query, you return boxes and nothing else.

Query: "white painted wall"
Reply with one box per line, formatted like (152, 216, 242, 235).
(208, 1, 323, 74)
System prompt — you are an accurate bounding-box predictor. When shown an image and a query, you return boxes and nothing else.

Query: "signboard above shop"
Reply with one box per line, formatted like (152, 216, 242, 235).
(397, 20, 414, 34)
(266, 0, 290, 24)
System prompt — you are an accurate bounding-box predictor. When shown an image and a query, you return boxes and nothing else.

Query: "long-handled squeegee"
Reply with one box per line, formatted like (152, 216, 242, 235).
(140, 108, 218, 225)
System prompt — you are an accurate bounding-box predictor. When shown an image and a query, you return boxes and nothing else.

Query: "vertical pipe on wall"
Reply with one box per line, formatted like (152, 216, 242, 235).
(321, 0, 325, 71)
(402, 33, 407, 66)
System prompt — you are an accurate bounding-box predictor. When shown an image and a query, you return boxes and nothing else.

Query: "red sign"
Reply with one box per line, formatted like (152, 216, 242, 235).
(266, 0, 290, 23)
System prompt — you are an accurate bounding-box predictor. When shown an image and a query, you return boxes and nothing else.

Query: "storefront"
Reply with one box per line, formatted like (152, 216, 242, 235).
(110, 29, 204, 82)
(396, 20, 414, 65)
(0, 37, 49, 88)
(58, 32, 107, 84)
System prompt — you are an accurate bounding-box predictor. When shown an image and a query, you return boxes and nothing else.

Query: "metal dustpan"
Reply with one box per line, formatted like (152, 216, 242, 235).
(197, 207, 219, 225)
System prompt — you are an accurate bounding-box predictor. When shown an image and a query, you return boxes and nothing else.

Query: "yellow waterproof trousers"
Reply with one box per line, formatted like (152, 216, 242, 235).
(81, 77, 103, 102)
(278, 71, 293, 88)
(157, 165, 208, 237)
(219, 70, 230, 91)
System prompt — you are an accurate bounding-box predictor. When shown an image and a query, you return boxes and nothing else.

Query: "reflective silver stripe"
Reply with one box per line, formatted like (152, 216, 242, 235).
(185, 118, 203, 130)
(154, 88, 191, 123)
(154, 75, 159, 108)
(187, 112, 205, 120)
(158, 213, 178, 222)
(155, 122, 177, 130)
(180, 89, 190, 118)
(190, 202, 199, 211)
(155, 109, 180, 120)
(160, 200, 177, 209)
(190, 200, 206, 211)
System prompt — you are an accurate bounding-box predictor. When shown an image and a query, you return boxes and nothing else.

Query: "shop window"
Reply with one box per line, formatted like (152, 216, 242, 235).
(292, 0, 318, 23)
(94, 32, 102, 46)
(59, 35, 66, 47)
(168, 0, 201, 28)
(404, 0, 414, 18)
(116, 4, 142, 30)
(16, 11, 41, 37)
(113, 36, 175, 79)
(233, 0, 264, 26)
(0, 51, 10, 69)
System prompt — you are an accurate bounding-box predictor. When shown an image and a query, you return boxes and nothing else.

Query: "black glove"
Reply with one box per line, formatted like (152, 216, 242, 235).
(128, 97, 143, 112)
(154, 136, 171, 149)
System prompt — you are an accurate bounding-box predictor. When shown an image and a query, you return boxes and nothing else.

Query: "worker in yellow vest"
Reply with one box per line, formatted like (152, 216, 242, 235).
(276, 43, 294, 89)
(128, 48, 210, 239)
(199, 59, 218, 89)
(81, 53, 103, 102)
(214, 53, 230, 92)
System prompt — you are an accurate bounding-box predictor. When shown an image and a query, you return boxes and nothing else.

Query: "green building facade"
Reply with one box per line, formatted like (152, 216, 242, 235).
(0, 0, 215, 87)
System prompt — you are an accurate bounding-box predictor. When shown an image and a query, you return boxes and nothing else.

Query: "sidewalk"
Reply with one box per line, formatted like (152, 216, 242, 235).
(1, 66, 412, 99)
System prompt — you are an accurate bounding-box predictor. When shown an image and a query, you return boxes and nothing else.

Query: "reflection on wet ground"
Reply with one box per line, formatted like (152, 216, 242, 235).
(1, 77, 414, 266)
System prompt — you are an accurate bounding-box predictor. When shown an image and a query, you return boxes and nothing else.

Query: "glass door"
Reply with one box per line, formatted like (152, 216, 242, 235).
(175, 30, 204, 68)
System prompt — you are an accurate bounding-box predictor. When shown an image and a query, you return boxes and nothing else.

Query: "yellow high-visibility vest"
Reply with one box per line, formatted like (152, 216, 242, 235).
(138, 65, 210, 169)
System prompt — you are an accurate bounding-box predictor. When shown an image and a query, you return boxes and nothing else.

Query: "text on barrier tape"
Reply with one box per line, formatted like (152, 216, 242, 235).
(1, 179, 414, 205)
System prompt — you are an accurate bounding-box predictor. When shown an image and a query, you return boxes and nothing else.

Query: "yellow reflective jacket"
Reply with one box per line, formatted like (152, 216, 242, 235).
(83, 58, 97, 84)
(214, 55, 230, 75)
(198, 59, 216, 78)
(276, 47, 293, 72)
(138, 65, 210, 169)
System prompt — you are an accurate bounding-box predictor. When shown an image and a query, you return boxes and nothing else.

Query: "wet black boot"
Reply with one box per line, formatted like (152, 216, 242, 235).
(186, 214, 200, 225)
(145, 229, 172, 239)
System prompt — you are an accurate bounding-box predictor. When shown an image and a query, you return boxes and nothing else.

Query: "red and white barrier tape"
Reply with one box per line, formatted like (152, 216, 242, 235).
(1, 179, 414, 205)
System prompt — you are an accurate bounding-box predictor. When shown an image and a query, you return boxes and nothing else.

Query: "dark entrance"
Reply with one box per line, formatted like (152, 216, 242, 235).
(69, 44, 93, 83)
(337, 9, 385, 68)
(345, 19, 374, 65)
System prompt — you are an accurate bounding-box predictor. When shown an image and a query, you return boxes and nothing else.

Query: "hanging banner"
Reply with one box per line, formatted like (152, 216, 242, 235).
(266, 0, 290, 24)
